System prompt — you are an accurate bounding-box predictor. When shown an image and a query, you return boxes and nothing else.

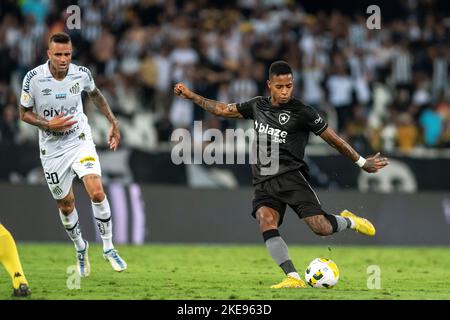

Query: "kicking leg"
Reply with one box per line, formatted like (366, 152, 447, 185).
(304, 212, 375, 237)
(83, 174, 127, 272)
(256, 206, 305, 288)
(57, 189, 90, 277)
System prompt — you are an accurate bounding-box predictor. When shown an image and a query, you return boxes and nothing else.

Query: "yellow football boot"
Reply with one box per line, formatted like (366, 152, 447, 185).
(340, 210, 376, 236)
(270, 275, 306, 289)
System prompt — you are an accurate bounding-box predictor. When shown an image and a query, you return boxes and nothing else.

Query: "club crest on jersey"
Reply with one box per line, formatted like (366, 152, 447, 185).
(52, 186, 63, 196)
(279, 113, 290, 125)
(70, 82, 80, 94)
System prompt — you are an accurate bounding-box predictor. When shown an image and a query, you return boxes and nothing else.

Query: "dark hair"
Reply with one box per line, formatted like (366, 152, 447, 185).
(269, 61, 292, 78)
(49, 32, 71, 45)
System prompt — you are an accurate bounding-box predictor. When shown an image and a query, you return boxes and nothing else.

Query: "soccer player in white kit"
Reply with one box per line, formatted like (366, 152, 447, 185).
(19, 32, 126, 277)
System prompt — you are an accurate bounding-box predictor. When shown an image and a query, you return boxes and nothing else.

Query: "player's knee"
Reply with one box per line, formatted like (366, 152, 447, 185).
(58, 199, 75, 215)
(90, 189, 105, 203)
(256, 209, 278, 230)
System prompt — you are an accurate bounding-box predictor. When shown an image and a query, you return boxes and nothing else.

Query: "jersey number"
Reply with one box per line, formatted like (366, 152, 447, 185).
(45, 172, 59, 185)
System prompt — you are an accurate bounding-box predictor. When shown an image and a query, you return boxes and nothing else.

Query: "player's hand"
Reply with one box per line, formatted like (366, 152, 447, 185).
(174, 83, 193, 100)
(362, 152, 389, 173)
(108, 122, 120, 151)
(47, 113, 77, 132)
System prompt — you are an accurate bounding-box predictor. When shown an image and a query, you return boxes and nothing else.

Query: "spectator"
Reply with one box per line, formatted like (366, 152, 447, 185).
(419, 104, 443, 147)
(326, 64, 354, 133)
(0, 104, 19, 144)
(395, 113, 419, 153)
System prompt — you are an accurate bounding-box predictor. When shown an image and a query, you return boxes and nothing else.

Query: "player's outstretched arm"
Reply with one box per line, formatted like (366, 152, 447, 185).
(174, 83, 243, 118)
(87, 88, 120, 151)
(319, 127, 389, 173)
(19, 106, 77, 132)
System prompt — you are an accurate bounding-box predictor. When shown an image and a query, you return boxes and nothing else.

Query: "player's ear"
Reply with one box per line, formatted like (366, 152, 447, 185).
(267, 79, 271, 90)
(47, 49, 51, 60)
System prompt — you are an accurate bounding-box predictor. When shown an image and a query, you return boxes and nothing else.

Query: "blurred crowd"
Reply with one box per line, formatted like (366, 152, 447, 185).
(1, 0, 450, 154)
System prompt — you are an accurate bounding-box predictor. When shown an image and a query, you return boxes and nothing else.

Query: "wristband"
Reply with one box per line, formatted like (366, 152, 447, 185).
(355, 156, 366, 168)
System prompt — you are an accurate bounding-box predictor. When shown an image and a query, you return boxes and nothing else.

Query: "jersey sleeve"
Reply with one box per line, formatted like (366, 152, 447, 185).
(79, 66, 96, 92)
(303, 105, 328, 135)
(20, 70, 36, 108)
(236, 96, 261, 119)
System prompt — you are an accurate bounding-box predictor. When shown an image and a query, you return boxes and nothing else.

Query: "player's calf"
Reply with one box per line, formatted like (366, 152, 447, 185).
(304, 215, 334, 236)
(257, 207, 303, 283)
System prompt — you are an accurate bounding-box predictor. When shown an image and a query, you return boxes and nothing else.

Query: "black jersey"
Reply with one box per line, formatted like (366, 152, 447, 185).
(236, 96, 328, 185)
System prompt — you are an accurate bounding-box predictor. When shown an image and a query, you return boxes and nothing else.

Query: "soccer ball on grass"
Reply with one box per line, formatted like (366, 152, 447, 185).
(305, 258, 339, 288)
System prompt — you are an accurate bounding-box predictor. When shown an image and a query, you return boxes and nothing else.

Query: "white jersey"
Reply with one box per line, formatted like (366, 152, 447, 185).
(20, 61, 96, 158)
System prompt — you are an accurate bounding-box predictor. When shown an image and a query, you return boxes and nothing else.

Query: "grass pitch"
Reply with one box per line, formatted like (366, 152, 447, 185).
(1, 244, 449, 300)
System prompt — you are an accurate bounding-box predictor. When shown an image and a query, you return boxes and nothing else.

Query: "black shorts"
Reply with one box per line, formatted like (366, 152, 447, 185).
(252, 169, 325, 226)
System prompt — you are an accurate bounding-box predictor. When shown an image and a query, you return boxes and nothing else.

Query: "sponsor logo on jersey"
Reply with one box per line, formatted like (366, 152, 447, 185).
(23, 70, 37, 93)
(80, 156, 96, 164)
(42, 88, 52, 96)
(69, 82, 80, 94)
(84, 162, 94, 169)
(279, 113, 290, 125)
(52, 186, 63, 196)
(48, 124, 79, 136)
(79, 66, 93, 81)
(254, 120, 288, 143)
(314, 116, 323, 124)
(43, 105, 77, 117)
(55, 93, 67, 99)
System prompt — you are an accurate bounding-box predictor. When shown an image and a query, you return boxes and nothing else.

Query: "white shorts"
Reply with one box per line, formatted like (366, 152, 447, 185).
(41, 142, 102, 200)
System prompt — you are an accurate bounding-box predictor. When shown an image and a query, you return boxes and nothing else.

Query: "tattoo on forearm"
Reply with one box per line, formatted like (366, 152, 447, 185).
(189, 92, 221, 115)
(190, 93, 241, 118)
(196, 96, 223, 115)
(34, 117, 49, 130)
(89, 89, 117, 124)
(20, 107, 49, 130)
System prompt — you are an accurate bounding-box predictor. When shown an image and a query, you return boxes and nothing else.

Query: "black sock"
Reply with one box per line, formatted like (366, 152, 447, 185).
(280, 260, 297, 275)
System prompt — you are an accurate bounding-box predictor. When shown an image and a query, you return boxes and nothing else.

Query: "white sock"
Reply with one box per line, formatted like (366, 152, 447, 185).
(59, 208, 85, 251)
(288, 272, 301, 280)
(347, 217, 356, 229)
(92, 196, 114, 252)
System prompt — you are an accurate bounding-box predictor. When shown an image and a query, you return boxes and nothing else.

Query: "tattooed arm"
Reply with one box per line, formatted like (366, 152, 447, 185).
(19, 106, 77, 132)
(320, 127, 389, 173)
(173, 82, 242, 118)
(87, 88, 120, 150)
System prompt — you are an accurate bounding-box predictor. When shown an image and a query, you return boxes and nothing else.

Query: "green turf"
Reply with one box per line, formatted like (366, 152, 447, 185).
(1, 244, 449, 300)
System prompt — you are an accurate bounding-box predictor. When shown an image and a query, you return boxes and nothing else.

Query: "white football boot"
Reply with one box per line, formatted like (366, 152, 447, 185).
(103, 249, 127, 272)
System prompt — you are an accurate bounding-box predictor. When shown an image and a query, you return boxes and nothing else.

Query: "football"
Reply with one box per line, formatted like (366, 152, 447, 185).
(305, 258, 340, 288)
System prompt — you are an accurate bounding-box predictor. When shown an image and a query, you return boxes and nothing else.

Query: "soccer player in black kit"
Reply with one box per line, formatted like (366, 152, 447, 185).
(174, 61, 389, 288)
